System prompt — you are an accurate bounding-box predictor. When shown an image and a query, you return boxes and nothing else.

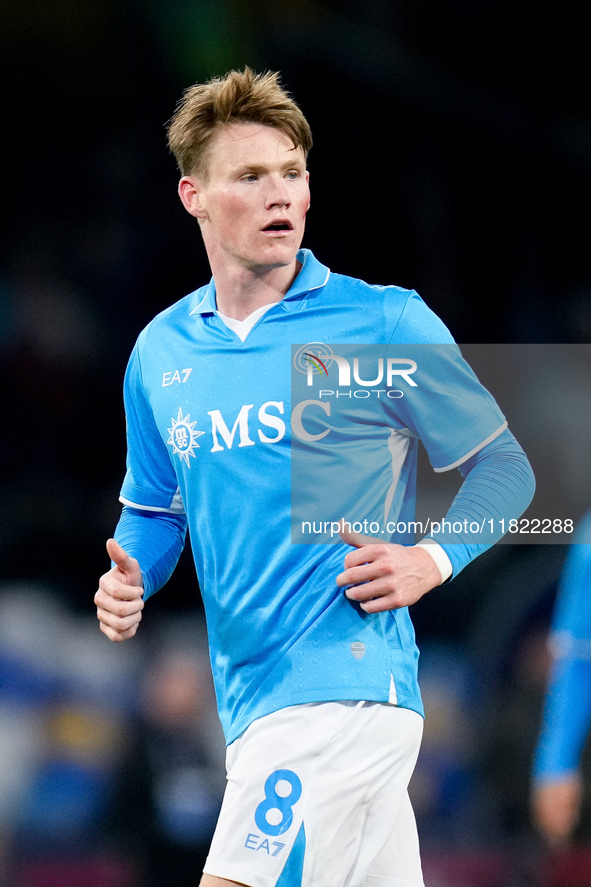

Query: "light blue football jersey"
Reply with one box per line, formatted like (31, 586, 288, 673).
(120, 249, 506, 743)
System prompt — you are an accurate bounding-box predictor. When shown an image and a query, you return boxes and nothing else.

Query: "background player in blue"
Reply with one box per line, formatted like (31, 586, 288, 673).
(532, 510, 591, 848)
(94, 69, 535, 886)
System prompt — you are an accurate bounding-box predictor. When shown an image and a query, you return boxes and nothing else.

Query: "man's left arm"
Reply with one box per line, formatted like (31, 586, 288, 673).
(337, 428, 535, 612)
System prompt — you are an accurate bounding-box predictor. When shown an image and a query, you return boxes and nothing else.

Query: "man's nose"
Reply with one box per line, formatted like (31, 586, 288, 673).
(265, 175, 291, 208)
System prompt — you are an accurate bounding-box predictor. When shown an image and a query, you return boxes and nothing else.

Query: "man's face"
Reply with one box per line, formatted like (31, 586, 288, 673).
(180, 121, 310, 275)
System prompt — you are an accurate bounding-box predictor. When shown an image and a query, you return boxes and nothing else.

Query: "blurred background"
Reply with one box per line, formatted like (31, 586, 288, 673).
(1, 1, 590, 885)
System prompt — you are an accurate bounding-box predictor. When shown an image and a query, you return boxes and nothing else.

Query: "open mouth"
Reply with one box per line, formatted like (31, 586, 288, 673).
(263, 221, 293, 232)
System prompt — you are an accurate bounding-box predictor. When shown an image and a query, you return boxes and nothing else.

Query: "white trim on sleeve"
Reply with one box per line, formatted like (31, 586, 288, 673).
(119, 488, 186, 515)
(432, 420, 508, 473)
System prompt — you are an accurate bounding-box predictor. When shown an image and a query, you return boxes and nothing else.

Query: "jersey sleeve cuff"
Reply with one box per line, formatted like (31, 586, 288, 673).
(415, 539, 453, 583)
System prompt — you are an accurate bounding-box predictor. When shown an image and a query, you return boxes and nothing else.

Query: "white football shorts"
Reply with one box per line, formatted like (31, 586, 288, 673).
(203, 700, 424, 887)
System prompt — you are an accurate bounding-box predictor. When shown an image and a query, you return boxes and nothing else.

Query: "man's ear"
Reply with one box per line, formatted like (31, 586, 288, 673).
(178, 176, 207, 219)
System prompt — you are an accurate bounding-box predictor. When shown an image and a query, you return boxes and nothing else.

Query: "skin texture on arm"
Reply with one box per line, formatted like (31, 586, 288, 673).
(94, 538, 144, 642)
(336, 527, 442, 612)
(200, 877, 248, 887)
(531, 773, 583, 848)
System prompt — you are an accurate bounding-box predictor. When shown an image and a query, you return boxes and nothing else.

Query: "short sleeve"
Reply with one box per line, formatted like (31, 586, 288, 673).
(390, 289, 456, 345)
(378, 340, 507, 472)
(119, 342, 183, 512)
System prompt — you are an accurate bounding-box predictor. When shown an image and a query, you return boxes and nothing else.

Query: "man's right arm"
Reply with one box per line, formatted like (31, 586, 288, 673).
(95, 505, 188, 641)
(95, 538, 145, 642)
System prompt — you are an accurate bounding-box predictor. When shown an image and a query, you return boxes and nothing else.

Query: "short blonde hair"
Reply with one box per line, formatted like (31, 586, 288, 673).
(167, 67, 313, 179)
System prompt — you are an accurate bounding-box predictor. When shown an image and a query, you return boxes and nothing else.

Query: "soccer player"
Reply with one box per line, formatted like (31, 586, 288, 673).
(532, 510, 591, 848)
(94, 69, 535, 887)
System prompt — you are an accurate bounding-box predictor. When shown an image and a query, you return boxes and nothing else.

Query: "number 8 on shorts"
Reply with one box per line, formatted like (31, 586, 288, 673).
(254, 769, 302, 837)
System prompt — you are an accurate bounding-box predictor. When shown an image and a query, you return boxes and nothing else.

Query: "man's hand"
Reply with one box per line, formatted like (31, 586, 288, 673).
(336, 527, 442, 613)
(531, 774, 583, 848)
(94, 539, 144, 642)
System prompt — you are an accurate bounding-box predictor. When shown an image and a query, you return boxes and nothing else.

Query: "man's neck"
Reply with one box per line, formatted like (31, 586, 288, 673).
(211, 260, 301, 321)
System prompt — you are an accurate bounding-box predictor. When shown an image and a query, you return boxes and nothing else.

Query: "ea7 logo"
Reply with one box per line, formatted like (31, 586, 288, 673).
(162, 368, 193, 386)
(244, 834, 285, 856)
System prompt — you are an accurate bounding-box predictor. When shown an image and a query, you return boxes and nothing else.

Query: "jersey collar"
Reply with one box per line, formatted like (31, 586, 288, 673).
(188, 279, 217, 316)
(188, 249, 330, 316)
(283, 249, 331, 300)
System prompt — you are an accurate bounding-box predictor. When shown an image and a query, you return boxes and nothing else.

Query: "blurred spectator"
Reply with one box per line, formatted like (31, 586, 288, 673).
(480, 626, 553, 846)
(410, 643, 483, 849)
(0, 585, 139, 883)
(13, 703, 125, 855)
(106, 626, 224, 887)
(0, 588, 224, 884)
(0, 587, 65, 844)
